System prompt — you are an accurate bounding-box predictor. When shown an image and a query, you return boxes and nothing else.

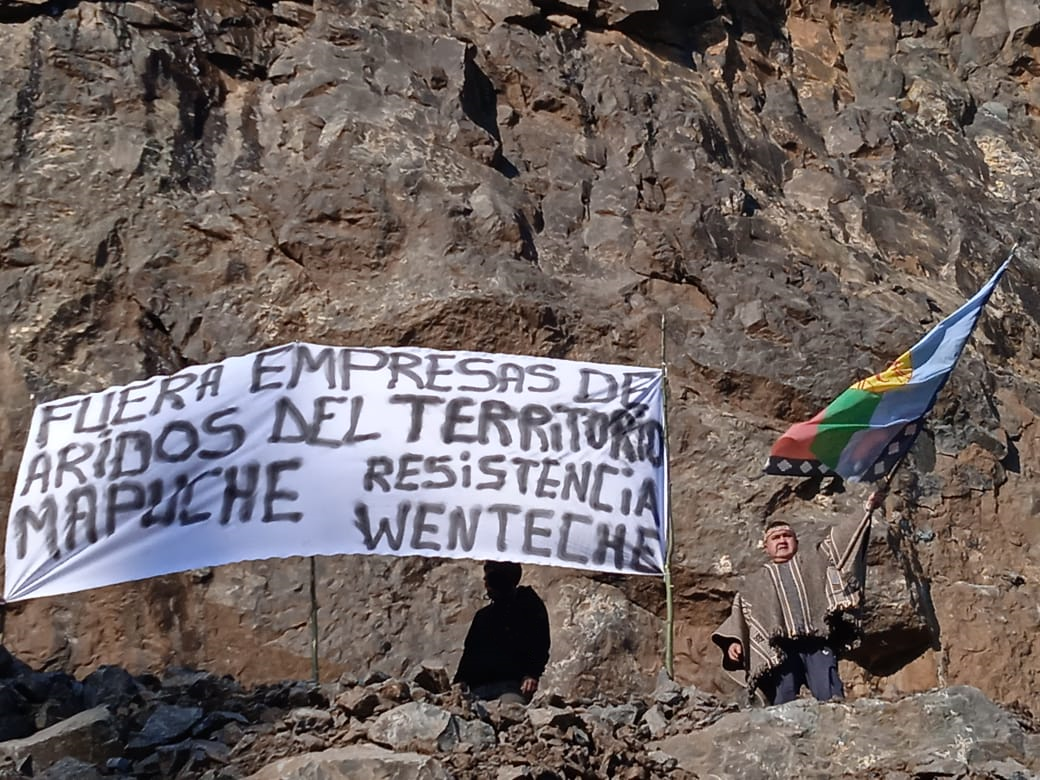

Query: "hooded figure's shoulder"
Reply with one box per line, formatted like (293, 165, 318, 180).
(514, 585, 546, 608)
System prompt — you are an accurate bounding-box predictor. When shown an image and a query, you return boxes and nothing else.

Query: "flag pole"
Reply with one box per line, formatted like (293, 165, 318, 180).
(660, 313, 675, 679)
(309, 556, 320, 683)
(860, 461, 900, 526)
(860, 458, 908, 538)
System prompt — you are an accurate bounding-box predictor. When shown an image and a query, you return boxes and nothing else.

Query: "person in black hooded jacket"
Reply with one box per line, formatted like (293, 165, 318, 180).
(454, 560, 551, 703)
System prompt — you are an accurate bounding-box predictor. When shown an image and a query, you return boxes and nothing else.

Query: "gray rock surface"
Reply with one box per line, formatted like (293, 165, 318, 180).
(367, 701, 496, 752)
(126, 704, 204, 750)
(652, 685, 1039, 779)
(0, 705, 119, 775)
(244, 744, 452, 780)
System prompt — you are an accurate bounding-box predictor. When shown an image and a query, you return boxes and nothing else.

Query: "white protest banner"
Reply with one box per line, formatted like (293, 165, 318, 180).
(4, 343, 668, 602)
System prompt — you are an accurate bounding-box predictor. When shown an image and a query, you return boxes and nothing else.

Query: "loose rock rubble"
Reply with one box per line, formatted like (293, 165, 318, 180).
(0, 646, 1036, 779)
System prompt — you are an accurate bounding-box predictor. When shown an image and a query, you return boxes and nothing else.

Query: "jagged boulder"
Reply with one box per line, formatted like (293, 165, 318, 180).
(367, 701, 496, 753)
(0, 706, 119, 776)
(244, 744, 452, 780)
(651, 685, 1040, 779)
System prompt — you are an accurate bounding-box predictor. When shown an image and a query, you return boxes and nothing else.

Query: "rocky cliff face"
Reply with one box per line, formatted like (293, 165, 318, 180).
(0, 0, 1038, 721)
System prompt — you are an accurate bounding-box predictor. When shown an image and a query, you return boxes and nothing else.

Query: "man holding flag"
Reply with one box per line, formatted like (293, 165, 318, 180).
(715, 251, 1013, 704)
(712, 490, 886, 705)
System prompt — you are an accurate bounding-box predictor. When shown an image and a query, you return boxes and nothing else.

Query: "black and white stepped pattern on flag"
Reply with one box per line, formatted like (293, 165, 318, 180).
(763, 421, 921, 483)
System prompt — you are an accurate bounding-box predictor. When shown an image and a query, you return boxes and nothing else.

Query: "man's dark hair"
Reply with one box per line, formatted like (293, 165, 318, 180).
(483, 560, 522, 591)
(763, 518, 796, 540)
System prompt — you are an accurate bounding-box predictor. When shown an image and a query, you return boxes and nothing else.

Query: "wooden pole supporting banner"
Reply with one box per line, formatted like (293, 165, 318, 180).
(661, 314, 676, 679)
(309, 556, 320, 683)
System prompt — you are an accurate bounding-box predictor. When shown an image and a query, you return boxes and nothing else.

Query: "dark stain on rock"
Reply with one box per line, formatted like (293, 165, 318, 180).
(144, 576, 203, 654)
(141, 49, 163, 104)
(515, 210, 539, 262)
(137, 306, 186, 377)
(94, 219, 125, 268)
(697, 115, 732, 168)
(224, 258, 251, 284)
(140, 46, 227, 192)
(235, 90, 263, 173)
(14, 23, 43, 168)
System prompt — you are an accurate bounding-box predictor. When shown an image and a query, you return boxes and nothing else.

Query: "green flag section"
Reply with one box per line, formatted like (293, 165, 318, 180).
(808, 387, 884, 466)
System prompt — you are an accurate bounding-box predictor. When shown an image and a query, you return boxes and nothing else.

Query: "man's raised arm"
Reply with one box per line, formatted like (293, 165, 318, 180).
(823, 488, 888, 572)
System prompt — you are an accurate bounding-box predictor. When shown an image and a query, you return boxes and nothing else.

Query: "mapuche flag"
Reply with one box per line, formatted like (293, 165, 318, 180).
(765, 255, 1013, 483)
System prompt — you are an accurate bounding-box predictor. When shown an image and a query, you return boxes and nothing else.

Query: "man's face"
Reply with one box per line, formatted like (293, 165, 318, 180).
(483, 569, 499, 600)
(483, 567, 508, 601)
(764, 526, 798, 563)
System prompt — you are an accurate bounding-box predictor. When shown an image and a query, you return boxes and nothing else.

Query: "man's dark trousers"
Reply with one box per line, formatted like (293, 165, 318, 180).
(758, 638, 844, 705)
